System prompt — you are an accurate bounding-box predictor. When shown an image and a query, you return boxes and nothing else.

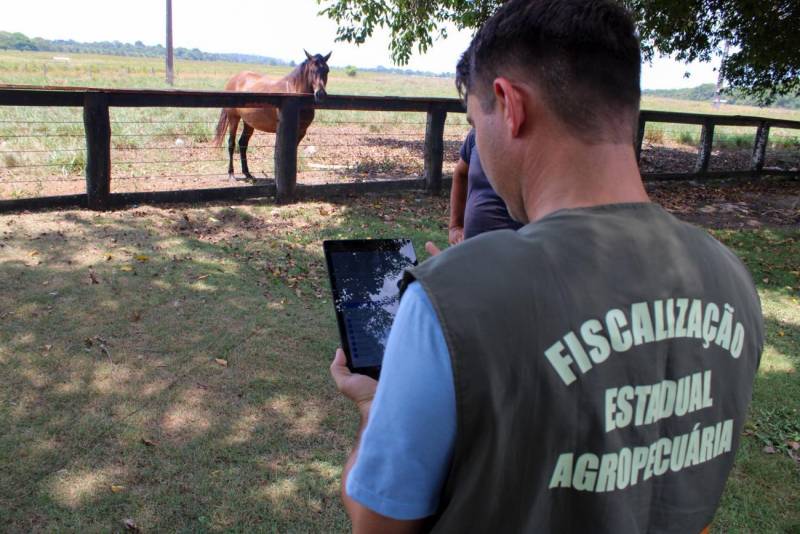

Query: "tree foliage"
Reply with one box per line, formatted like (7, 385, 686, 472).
(317, 0, 501, 65)
(625, 1, 800, 102)
(317, 0, 800, 101)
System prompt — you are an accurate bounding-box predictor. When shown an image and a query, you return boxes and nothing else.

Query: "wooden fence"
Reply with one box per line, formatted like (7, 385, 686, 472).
(0, 85, 798, 212)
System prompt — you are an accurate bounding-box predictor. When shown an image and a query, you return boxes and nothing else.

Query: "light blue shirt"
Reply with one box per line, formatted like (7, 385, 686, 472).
(345, 282, 457, 520)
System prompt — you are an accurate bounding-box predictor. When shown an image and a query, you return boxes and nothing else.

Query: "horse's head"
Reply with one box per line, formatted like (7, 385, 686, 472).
(303, 50, 331, 103)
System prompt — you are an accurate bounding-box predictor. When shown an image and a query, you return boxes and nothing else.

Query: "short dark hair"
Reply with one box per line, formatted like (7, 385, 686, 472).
(457, 0, 641, 143)
(455, 46, 472, 103)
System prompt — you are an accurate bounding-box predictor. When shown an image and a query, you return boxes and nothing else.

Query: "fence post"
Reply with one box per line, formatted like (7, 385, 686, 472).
(635, 116, 646, 163)
(275, 97, 300, 203)
(83, 92, 111, 210)
(424, 105, 447, 193)
(694, 118, 715, 174)
(751, 121, 770, 175)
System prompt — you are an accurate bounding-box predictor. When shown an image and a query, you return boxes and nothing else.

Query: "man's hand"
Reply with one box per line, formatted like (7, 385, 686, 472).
(425, 241, 442, 257)
(330, 348, 377, 416)
(448, 226, 464, 245)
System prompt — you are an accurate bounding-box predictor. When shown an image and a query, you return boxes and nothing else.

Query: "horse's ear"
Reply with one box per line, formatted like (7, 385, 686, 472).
(323, 51, 332, 62)
(304, 49, 313, 61)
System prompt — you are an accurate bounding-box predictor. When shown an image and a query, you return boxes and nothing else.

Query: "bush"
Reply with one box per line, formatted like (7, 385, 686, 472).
(678, 131, 698, 146)
(345, 65, 357, 77)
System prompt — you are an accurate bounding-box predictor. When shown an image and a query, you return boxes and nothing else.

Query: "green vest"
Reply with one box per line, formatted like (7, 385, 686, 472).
(403, 203, 763, 533)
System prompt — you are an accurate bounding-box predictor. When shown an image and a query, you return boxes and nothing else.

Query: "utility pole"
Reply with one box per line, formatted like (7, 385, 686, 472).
(166, 0, 174, 86)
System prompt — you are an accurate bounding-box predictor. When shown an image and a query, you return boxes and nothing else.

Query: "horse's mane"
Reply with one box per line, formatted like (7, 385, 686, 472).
(284, 60, 312, 92)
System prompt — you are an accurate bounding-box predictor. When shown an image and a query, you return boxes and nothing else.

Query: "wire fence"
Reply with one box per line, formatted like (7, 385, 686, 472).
(0, 108, 474, 199)
(1, 104, 799, 201)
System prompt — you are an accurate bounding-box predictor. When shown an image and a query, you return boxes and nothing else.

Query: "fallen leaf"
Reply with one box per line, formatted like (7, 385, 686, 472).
(141, 437, 157, 447)
(106, 254, 113, 261)
(120, 265, 134, 272)
(215, 358, 228, 367)
(121, 518, 140, 532)
(763, 445, 776, 454)
(43, 344, 52, 352)
(89, 271, 100, 284)
(135, 255, 149, 263)
(789, 441, 800, 451)
(111, 485, 125, 493)
(195, 275, 209, 281)
(131, 311, 142, 322)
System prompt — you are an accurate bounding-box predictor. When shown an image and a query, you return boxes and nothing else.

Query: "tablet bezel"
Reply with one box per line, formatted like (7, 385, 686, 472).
(323, 238, 417, 379)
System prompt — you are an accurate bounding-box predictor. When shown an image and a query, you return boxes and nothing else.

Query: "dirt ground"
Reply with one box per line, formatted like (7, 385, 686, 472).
(646, 178, 800, 229)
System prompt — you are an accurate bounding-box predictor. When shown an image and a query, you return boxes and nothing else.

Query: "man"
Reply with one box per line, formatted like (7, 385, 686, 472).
(331, 0, 763, 532)
(448, 51, 522, 244)
(448, 127, 523, 244)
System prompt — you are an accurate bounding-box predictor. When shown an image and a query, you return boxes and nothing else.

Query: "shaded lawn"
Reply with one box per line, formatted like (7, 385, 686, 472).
(0, 190, 798, 532)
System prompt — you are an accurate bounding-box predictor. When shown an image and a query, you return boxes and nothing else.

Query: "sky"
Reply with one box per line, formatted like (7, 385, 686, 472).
(3, 0, 721, 90)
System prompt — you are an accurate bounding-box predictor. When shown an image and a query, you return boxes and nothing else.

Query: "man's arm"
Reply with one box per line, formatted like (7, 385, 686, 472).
(331, 350, 428, 534)
(330, 283, 457, 533)
(448, 158, 469, 245)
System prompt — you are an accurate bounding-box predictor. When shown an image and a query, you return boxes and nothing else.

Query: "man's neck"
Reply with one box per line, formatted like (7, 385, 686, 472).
(521, 137, 649, 223)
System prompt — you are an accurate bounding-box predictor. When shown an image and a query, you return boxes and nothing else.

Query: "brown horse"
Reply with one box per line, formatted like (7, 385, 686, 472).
(213, 50, 331, 180)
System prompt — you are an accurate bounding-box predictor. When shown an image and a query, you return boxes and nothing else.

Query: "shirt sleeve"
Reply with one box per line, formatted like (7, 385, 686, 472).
(345, 282, 456, 520)
(459, 128, 475, 163)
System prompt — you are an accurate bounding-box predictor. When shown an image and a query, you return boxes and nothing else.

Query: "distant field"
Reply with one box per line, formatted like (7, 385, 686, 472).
(0, 50, 798, 200)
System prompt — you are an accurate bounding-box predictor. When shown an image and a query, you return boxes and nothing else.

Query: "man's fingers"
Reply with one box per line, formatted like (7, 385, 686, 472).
(425, 241, 442, 256)
(334, 348, 347, 366)
(330, 348, 350, 381)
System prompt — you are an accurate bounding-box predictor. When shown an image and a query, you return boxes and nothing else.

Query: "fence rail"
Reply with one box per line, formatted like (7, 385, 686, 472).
(0, 85, 798, 212)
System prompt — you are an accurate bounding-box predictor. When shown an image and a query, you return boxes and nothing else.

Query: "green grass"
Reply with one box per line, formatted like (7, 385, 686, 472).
(0, 51, 473, 192)
(1, 50, 798, 195)
(710, 228, 800, 532)
(0, 49, 798, 144)
(0, 194, 798, 531)
(0, 194, 445, 532)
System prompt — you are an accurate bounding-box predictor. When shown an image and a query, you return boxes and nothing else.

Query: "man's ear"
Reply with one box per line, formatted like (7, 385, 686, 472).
(492, 78, 526, 138)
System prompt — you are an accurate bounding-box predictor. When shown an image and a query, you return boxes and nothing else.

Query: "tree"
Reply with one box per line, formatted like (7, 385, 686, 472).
(625, 1, 799, 103)
(317, 0, 800, 102)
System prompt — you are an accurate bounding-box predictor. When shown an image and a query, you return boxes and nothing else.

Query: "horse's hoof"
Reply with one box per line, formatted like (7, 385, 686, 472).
(228, 173, 237, 182)
(244, 173, 255, 182)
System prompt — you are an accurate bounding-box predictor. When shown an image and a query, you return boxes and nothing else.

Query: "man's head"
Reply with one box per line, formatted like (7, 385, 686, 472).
(456, 0, 641, 221)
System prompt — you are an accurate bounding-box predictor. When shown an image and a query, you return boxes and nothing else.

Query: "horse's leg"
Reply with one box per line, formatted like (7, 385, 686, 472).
(227, 113, 241, 180)
(239, 123, 255, 181)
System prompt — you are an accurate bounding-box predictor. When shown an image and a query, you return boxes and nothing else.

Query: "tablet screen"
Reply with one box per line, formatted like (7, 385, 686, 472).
(324, 239, 417, 373)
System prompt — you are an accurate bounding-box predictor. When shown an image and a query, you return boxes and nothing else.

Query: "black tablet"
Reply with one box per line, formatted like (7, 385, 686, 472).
(324, 239, 418, 379)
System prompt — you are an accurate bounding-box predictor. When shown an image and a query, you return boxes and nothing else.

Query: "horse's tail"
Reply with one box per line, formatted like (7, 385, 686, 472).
(213, 109, 228, 147)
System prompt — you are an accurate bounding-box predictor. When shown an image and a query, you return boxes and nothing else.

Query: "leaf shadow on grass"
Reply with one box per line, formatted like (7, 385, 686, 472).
(717, 316, 800, 533)
(0, 197, 449, 532)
